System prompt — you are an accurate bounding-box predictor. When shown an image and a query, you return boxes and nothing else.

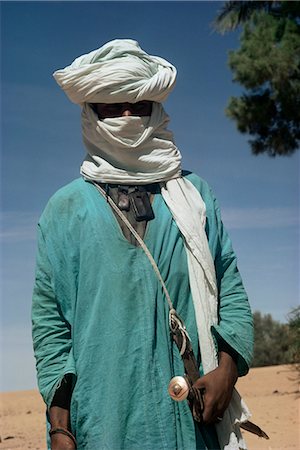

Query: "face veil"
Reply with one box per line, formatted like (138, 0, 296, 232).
(80, 101, 181, 184)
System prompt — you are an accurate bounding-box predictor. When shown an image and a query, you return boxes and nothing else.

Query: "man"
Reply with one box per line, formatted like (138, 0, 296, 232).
(32, 39, 253, 450)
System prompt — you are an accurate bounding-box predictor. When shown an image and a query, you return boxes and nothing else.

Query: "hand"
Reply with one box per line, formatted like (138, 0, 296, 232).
(51, 432, 76, 450)
(192, 351, 238, 424)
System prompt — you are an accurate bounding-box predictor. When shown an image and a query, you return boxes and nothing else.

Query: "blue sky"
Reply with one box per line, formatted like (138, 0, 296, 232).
(1, 1, 299, 391)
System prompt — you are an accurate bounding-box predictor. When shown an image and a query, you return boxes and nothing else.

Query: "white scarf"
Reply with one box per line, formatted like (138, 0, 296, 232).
(80, 103, 250, 450)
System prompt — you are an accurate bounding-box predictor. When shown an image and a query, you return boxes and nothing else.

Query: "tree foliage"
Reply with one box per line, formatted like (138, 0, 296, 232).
(214, 1, 300, 156)
(214, 1, 299, 33)
(252, 310, 296, 367)
(287, 306, 300, 366)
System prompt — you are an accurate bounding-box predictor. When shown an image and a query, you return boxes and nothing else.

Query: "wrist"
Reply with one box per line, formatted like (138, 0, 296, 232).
(50, 427, 77, 449)
(218, 351, 238, 385)
(49, 405, 71, 429)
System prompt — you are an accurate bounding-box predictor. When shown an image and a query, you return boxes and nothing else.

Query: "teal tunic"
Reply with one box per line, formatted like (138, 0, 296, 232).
(32, 172, 253, 450)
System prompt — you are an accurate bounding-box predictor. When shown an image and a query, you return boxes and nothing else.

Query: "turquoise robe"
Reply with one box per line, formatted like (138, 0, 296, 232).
(32, 172, 253, 450)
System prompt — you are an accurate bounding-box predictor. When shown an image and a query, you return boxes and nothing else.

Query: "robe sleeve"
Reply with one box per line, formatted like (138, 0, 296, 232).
(207, 189, 254, 377)
(31, 224, 76, 408)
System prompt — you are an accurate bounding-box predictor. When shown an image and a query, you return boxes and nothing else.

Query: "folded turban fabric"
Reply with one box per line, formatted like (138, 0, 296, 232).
(53, 39, 177, 104)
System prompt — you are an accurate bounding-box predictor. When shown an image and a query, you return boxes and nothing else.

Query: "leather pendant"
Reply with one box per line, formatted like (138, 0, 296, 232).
(117, 187, 130, 211)
(116, 185, 155, 221)
(129, 188, 155, 222)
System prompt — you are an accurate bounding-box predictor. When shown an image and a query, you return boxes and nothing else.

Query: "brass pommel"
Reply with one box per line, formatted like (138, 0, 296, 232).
(168, 376, 189, 401)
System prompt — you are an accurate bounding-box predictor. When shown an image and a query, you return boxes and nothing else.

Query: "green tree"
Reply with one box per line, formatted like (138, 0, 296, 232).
(215, 1, 277, 33)
(287, 306, 300, 366)
(214, 1, 300, 156)
(252, 311, 293, 367)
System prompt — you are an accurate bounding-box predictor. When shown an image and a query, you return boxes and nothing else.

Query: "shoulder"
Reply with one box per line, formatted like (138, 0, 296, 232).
(39, 177, 93, 225)
(182, 170, 216, 206)
(48, 177, 89, 203)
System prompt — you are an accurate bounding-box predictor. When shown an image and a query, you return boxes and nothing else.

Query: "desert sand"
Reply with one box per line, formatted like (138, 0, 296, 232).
(0, 365, 299, 450)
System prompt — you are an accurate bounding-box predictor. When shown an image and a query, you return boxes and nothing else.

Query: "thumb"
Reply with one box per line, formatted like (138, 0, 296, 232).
(192, 374, 208, 391)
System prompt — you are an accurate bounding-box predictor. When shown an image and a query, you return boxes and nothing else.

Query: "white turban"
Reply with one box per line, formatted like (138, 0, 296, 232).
(53, 39, 177, 104)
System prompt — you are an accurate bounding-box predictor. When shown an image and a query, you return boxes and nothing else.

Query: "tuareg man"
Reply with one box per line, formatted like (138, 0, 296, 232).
(32, 39, 254, 450)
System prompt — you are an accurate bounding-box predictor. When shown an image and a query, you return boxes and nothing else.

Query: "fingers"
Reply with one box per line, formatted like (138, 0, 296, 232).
(192, 374, 208, 391)
(201, 390, 225, 424)
(191, 371, 231, 424)
(192, 377, 216, 424)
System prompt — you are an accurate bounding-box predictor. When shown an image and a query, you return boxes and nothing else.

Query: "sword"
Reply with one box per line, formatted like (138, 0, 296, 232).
(167, 309, 269, 439)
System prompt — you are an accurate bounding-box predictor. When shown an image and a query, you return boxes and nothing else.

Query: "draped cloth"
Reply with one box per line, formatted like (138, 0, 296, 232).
(80, 102, 182, 184)
(53, 39, 176, 104)
(53, 39, 251, 449)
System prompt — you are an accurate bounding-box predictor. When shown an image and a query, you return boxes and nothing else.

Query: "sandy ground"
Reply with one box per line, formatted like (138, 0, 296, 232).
(0, 364, 299, 450)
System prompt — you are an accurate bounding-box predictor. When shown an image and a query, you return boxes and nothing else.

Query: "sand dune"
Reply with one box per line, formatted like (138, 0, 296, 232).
(0, 365, 299, 449)
(236, 365, 299, 450)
